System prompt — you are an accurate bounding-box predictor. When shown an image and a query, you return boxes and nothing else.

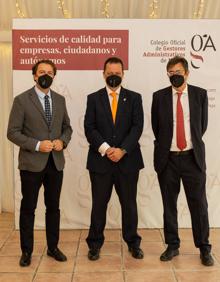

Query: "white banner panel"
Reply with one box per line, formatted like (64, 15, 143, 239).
(12, 19, 220, 228)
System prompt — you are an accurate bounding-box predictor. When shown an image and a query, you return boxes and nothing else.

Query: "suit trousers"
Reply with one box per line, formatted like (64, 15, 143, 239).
(19, 153, 63, 254)
(86, 165, 141, 249)
(158, 151, 211, 253)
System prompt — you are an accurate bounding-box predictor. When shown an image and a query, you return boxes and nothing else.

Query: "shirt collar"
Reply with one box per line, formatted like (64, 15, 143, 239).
(172, 84, 188, 96)
(106, 86, 121, 96)
(34, 85, 51, 99)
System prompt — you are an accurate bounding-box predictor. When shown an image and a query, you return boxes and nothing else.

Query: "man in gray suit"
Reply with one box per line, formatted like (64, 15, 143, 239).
(7, 59, 72, 267)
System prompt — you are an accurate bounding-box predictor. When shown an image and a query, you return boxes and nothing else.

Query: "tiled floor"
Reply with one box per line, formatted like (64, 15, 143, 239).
(0, 213, 220, 281)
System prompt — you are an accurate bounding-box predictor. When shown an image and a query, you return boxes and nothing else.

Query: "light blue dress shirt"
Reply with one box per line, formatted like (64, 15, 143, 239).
(34, 86, 53, 151)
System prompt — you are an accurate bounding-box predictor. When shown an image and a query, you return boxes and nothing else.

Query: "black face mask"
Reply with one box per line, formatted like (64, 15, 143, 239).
(37, 74, 53, 89)
(106, 75, 122, 88)
(169, 74, 184, 88)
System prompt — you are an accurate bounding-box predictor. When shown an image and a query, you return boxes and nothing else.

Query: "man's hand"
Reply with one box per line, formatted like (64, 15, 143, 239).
(39, 140, 54, 152)
(106, 147, 126, 162)
(106, 147, 115, 156)
(52, 139, 64, 151)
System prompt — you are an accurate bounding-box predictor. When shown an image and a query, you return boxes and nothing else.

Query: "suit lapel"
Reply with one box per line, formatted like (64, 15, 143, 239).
(166, 86, 173, 132)
(29, 87, 48, 124)
(100, 87, 128, 127)
(115, 87, 127, 126)
(100, 88, 114, 126)
(187, 84, 196, 128)
(50, 91, 57, 128)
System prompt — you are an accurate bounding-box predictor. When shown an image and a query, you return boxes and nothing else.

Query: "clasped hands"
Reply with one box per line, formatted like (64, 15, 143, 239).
(106, 147, 126, 162)
(39, 139, 63, 152)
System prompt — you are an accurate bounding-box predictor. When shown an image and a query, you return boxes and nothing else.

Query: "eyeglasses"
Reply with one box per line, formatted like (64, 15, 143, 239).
(167, 70, 185, 77)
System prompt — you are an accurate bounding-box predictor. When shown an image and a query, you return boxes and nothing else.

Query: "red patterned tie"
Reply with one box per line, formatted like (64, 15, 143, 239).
(176, 92, 187, 150)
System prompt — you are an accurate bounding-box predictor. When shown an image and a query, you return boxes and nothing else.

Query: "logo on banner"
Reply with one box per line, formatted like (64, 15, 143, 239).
(190, 34, 216, 69)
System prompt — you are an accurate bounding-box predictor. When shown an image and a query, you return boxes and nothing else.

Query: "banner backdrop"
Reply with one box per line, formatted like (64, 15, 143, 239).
(12, 19, 220, 228)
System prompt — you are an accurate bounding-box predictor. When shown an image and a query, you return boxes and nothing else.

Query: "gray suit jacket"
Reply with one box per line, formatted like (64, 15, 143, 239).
(7, 87, 73, 172)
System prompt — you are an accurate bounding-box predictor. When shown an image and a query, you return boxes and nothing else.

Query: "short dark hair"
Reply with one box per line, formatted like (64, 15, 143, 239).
(103, 57, 124, 72)
(32, 59, 57, 75)
(166, 56, 188, 72)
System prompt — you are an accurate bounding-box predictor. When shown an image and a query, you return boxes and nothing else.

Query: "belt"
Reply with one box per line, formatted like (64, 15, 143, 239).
(169, 149, 193, 156)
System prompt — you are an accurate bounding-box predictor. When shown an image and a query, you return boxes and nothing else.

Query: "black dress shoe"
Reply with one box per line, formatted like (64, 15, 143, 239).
(160, 247, 179, 261)
(128, 247, 144, 259)
(88, 248, 100, 261)
(19, 252, 31, 267)
(47, 248, 67, 262)
(200, 252, 214, 266)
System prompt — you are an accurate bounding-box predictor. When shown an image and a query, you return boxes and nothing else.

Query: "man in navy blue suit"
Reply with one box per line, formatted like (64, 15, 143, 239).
(84, 57, 144, 261)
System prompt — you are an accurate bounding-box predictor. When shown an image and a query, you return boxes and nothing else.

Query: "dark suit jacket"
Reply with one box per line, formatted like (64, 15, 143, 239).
(84, 87, 144, 174)
(7, 87, 73, 172)
(151, 84, 208, 174)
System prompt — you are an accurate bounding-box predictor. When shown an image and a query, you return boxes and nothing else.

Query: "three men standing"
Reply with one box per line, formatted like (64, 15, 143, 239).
(7, 55, 213, 268)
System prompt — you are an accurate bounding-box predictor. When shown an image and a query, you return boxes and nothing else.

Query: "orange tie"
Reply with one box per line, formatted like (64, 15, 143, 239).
(110, 92, 118, 123)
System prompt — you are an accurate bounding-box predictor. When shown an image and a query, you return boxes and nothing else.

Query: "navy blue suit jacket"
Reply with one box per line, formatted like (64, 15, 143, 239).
(84, 87, 144, 173)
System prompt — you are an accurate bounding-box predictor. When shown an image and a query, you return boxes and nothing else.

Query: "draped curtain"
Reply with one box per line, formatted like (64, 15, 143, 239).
(0, 0, 220, 212)
(1, 0, 220, 29)
(0, 43, 13, 212)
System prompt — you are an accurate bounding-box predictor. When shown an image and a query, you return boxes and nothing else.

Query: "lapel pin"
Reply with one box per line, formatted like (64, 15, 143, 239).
(123, 98, 127, 102)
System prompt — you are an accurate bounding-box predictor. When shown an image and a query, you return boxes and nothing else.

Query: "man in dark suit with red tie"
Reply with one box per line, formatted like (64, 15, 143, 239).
(84, 57, 144, 260)
(7, 60, 72, 266)
(151, 56, 213, 266)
